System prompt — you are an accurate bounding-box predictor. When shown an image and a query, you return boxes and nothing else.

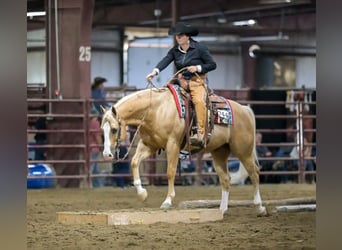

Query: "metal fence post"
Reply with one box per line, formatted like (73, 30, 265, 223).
(297, 101, 305, 183)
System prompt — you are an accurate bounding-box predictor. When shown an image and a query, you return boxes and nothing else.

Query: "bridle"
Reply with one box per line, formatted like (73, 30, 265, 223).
(108, 82, 161, 162)
(113, 118, 122, 160)
(109, 108, 149, 163)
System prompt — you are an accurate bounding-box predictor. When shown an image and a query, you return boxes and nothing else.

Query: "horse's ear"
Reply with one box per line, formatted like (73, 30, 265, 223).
(111, 106, 117, 116)
(100, 105, 106, 114)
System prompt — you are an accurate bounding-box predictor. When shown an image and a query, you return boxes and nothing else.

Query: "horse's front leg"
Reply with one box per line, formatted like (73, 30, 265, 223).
(131, 140, 154, 202)
(160, 142, 180, 209)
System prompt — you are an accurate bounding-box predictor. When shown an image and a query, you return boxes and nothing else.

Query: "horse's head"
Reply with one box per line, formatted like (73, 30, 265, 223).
(100, 105, 126, 160)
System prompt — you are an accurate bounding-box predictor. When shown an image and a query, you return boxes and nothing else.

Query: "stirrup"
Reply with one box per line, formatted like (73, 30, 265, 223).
(190, 134, 205, 147)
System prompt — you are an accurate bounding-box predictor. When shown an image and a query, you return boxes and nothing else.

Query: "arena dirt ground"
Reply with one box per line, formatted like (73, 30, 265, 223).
(27, 184, 315, 250)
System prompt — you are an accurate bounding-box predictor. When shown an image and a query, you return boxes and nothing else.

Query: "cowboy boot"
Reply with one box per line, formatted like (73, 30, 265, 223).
(190, 108, 206, 147)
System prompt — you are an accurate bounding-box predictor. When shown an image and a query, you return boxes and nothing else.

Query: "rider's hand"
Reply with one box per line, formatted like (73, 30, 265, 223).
(146, 69, 158, 81)
(187, 65, 198, 73)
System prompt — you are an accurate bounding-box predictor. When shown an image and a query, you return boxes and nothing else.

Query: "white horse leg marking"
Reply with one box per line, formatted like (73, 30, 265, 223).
(240, 155, 267, 216)
(254, 188, 266, 215)
(220, 190, 229, 214)
(102, 122, 113, 159)
(160, 189, 175, 209)
(160, 143, 179, 209)
(131, 141, 152, 202)
(210, 150, 231, 214)
(253, 188, 262, 205)
(133, 179, 147, 201)
(160, 194, 174, 209)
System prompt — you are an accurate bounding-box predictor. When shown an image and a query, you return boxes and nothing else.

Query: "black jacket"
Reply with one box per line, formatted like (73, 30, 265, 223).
(155, 39, 217, 74)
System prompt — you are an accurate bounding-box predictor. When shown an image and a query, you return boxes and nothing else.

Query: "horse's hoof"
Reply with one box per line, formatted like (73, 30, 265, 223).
(138, 189, 148, 202)
(220, 208, 228, 215)
(160, 202, 172, 209)
(257, 206, 268, 217)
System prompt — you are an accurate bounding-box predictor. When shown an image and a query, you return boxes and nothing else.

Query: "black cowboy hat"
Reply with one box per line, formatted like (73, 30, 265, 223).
(91, 76, 107, 89)
(94, 76, 107, 84)
(168, 22, 199, 36)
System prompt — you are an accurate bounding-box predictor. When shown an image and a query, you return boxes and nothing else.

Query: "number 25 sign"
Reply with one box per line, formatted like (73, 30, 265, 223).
(79, 46, 91, 62)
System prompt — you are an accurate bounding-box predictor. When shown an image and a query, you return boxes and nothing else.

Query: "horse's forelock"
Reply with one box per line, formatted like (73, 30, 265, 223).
(101, 109, 113, 128)
(102, 108, 119, 128)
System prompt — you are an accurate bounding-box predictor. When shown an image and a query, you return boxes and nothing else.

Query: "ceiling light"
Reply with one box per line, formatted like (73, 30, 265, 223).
(249, 44, 260, 58)
(27, 11, 46, 18)
(154, 9, 162, 17)
(232, 19, 256, 26)
(259, 0, 292, 4)
(240, 34, 289, 42)
(217, 17, 227, 24)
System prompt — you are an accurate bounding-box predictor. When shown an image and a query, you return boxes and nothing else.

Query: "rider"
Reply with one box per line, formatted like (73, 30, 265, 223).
(146, 22, 217, 147)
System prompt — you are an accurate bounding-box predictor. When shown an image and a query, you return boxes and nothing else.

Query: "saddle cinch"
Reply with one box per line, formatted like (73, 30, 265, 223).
(166, 81, 234, 150)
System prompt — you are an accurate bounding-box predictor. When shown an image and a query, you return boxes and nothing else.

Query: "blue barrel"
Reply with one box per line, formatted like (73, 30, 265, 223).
(27, 164, 56, 189)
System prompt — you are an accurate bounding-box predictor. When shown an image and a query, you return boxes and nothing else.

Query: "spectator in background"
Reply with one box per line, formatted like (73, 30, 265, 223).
(180, 158, 196, 185)
(255, 132, 273, 183)
(256, 132, 272, 163)
(270, 124, 297, 183)
(256, 132, 275, 177)
(112, 130, 131, 188)
(89, 107, 104, 188)
(199, 152, 218, 185)
(289, 137, 316, 184)
(228, 159, 240, 172)
(274, 123, 297, 160)
(91, 76, 111, 114)
(34, 117, 47, 160)
(112, 146, 130, 188)
(227, 133, 272, 183)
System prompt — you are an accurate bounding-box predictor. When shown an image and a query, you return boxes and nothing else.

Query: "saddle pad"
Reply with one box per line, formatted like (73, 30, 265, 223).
(166, 83, 186, 118)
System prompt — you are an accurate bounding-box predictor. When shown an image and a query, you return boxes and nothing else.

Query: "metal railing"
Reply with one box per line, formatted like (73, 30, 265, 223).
(27, 97, 316, 187)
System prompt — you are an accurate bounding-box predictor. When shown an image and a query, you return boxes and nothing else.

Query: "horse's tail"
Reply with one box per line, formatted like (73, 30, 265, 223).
(244, 105, 261, 169)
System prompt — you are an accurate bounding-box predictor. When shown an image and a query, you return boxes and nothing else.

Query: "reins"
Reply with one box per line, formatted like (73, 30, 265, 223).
(113, 81, 155, 162)
(114, 68, 208, 162)
(172, 67, 206, 84)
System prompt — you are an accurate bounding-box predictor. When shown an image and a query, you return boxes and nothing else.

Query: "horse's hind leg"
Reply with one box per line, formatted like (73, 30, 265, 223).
(131, 139, 155, 202)
(240, 156, 267, 216)
(211, 147, 230, 214)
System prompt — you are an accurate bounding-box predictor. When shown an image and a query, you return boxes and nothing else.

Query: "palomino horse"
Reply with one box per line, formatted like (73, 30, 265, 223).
(101, 87, 266, 216)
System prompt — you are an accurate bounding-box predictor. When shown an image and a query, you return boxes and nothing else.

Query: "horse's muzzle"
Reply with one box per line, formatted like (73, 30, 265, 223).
(102, 150, 114, 160)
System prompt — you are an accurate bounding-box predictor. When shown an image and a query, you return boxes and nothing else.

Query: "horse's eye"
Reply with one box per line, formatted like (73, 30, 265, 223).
(111, 128, 117, 134)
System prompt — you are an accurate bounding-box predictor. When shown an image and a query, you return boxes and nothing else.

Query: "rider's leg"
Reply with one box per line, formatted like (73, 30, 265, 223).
(189, 78, 207, 146)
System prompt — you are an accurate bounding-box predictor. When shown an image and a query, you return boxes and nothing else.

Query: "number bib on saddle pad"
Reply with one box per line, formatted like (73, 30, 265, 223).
(213, 108, 233, 125)
(210, 95, 234, 126)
